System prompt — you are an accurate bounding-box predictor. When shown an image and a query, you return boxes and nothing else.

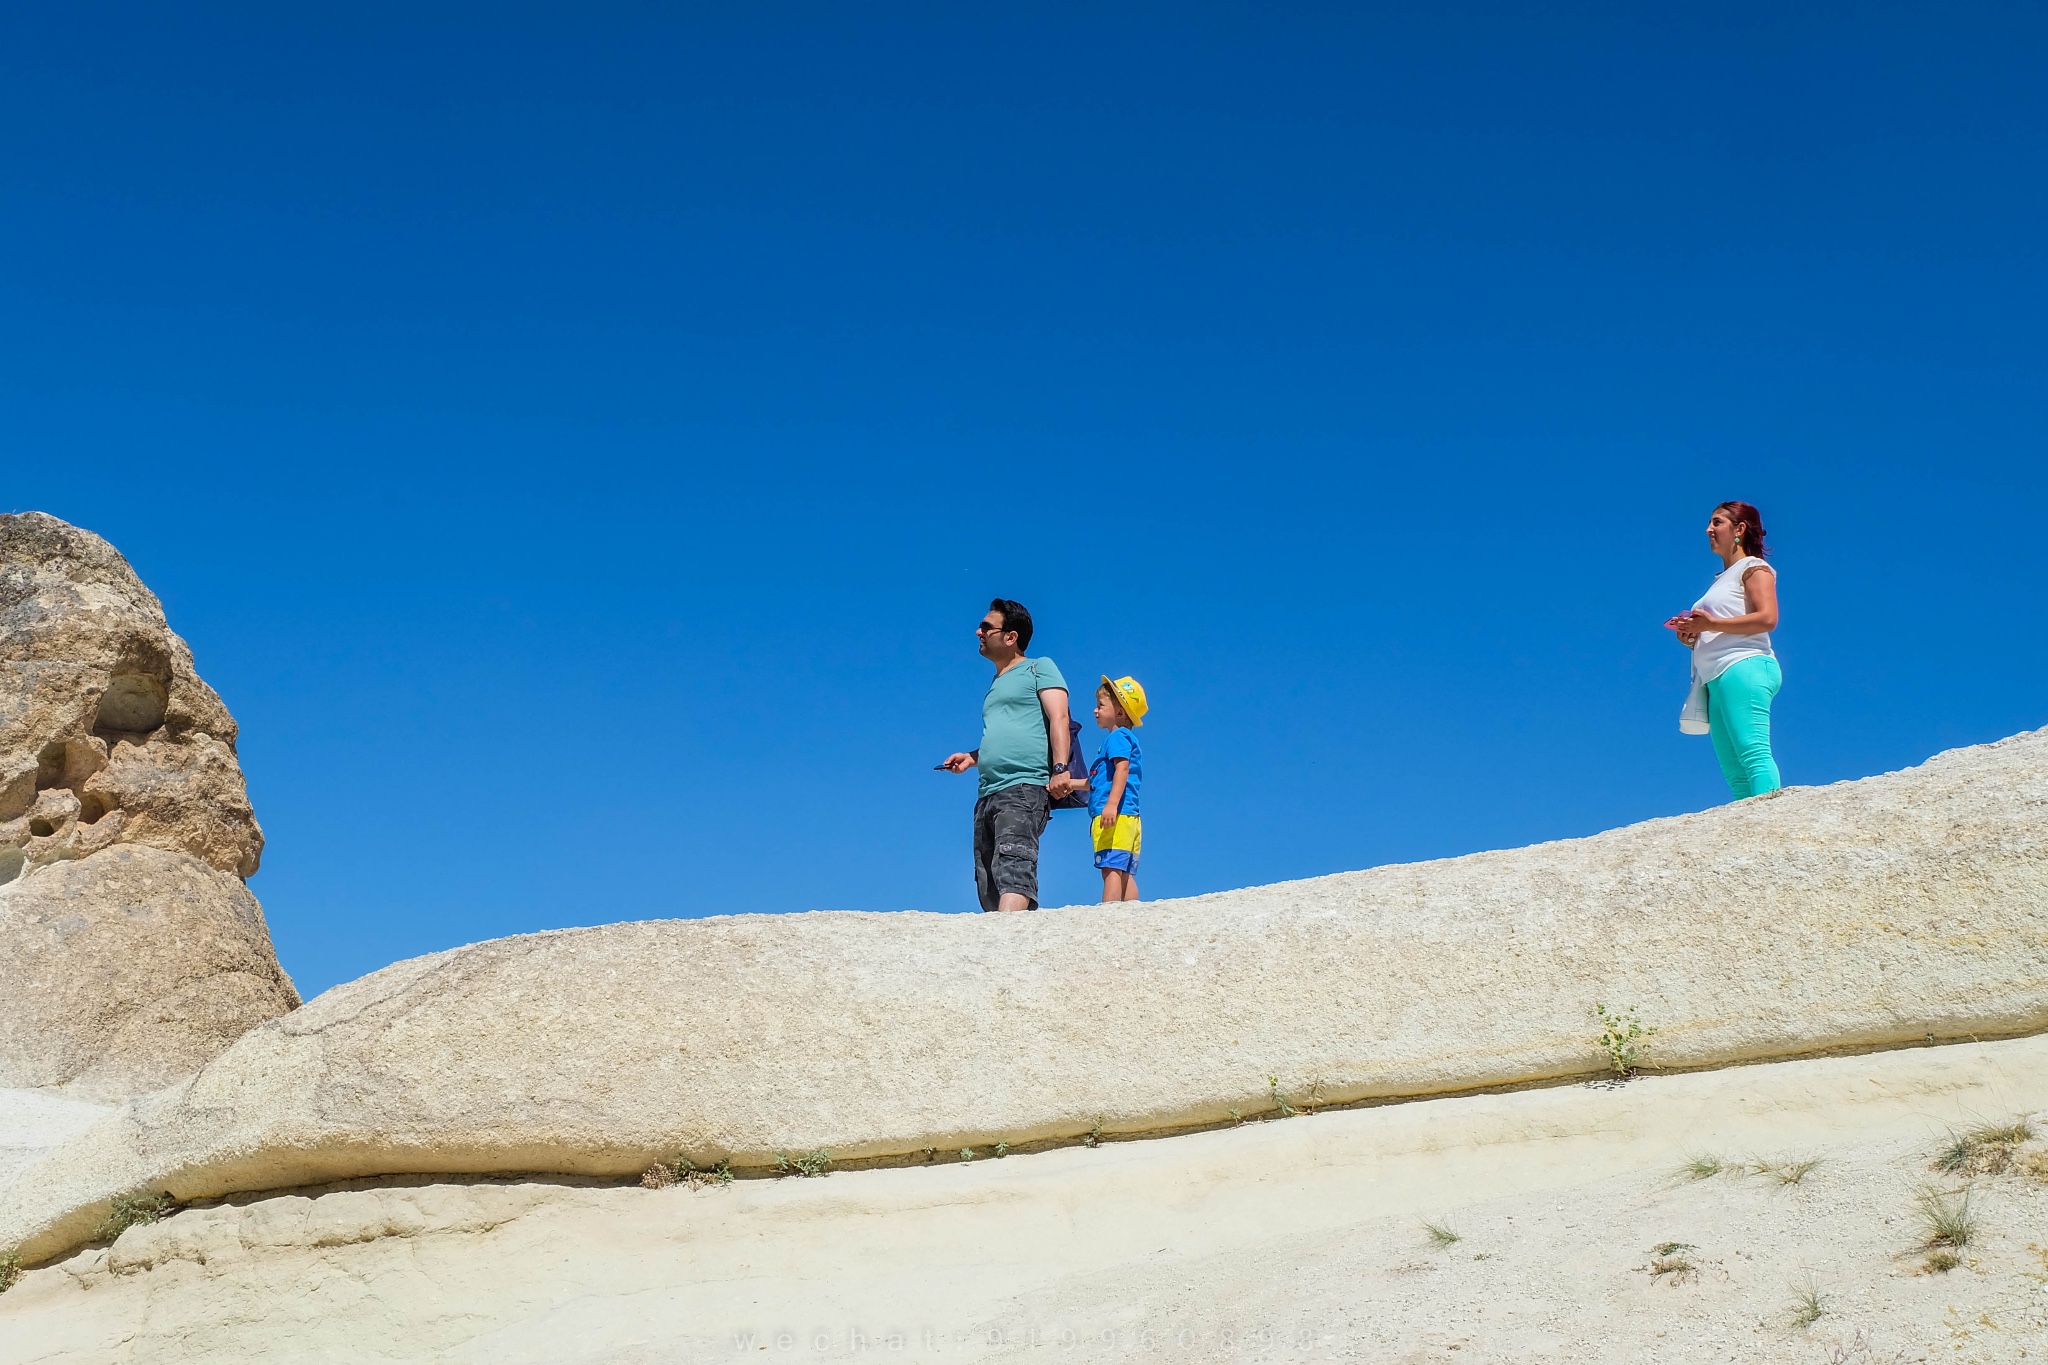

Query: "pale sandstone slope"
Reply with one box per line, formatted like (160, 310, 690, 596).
(0, 512, 298, 1100)
(4, 1035, 2045, 1364)
(3, 726, 2043, 1265)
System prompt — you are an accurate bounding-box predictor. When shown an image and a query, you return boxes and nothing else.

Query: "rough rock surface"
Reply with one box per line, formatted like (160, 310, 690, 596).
(0, 513, 297, 1097)
(0, 1090, 109, 1190)
(3, 726, 2043, 1265)
(3, 1035, 2044, 1363)
(0, 846, 301, 1098)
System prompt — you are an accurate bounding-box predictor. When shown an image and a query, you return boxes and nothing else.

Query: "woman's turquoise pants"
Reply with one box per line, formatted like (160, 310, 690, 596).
(1704, 655, 1783, 798)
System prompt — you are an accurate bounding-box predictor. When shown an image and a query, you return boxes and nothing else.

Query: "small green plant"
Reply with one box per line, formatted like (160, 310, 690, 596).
(1591, 1003, 1657, 1076)
(1680, 1154, 1724, 1181)
(1083, 1116, 1104, 1148)
(1652, 1241, 1696, 1257)
(1267, 1075, 1297, 1117)
(677, 1157, 733, 1189)
(1923, 1249, 1961, 1273)
(1789, 1277, 1829, 1329)
(773, 1149, 833, 1178)
(1300, 1077, 1328, 1114)
(994, 1142, 1008, 1158)
(1228, 1107, 1243, 1126)
(1422, 1219, 1461, 1247)
(1913, 1185, 1975, 1249)
(959, 1147, 975, 1162)
(0, 1248, 20, 1295)
(93, 1190, 176, 1241)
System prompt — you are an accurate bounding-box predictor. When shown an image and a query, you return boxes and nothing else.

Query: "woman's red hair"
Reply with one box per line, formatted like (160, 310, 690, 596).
(1714, 501, 1769, 559)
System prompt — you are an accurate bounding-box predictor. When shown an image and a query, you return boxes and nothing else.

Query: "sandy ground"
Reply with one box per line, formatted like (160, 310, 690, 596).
(3, 1037, 2046, 1364)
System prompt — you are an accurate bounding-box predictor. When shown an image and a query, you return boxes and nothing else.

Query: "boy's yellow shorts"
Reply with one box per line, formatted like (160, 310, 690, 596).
(1091, 813, 1142, 873)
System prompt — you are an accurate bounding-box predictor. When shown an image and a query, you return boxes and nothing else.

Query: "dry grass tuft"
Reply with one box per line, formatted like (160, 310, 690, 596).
(0, 1248, 19, 1296)
(1913, 1185, 1975, 1249)
(1422, 1219, 1461, 1248)
(1789, 1277, 1829, 1329)
(1922, 1250, 1961, 1273)
(1648, 1242, 1698, 1284)
(1679, 1154, 1724, 1181)
(1934, 1117, 2037, 1177)
(1742, 1155, 1821, 1185)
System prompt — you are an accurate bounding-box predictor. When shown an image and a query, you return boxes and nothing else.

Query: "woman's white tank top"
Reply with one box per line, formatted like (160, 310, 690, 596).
(1691, 556, 1776, 684)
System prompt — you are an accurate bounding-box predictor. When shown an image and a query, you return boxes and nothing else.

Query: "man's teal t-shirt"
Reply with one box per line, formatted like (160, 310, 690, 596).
(978, 656, 1066, 797)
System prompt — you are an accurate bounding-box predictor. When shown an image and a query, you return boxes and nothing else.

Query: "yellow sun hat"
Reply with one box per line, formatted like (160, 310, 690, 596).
(1101, 674, 1149, 727)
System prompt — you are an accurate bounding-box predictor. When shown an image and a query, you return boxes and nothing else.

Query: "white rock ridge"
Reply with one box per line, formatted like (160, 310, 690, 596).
(0, 513, 298, 1098)
(5, 1036, 2046, 1363)
(3, 726, 2043, 1265)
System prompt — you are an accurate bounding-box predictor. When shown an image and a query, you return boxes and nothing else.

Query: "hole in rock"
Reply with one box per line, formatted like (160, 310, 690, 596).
(94, 674, 168, 734)
(78, 793, 109, 825)
(28, 817, 56, 838)
(36, 742, 68, 789)
(0, 848, 23, 886)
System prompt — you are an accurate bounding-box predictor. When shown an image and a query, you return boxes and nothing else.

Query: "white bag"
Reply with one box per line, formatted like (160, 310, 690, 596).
(1679, 669, 1710, 736)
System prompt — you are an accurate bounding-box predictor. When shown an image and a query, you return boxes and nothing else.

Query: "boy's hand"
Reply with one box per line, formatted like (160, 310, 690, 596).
(940, 752, 977, 773)
(1097, 811, 1118, 837)
(1047, 773, 1080, 797)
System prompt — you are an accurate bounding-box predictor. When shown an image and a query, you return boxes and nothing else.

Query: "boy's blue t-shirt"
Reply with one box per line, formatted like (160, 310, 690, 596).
(1087, 728, 1142, 818)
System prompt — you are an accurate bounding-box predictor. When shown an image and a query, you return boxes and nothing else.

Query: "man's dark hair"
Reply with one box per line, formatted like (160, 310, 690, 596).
(989, 597, 1033, 653)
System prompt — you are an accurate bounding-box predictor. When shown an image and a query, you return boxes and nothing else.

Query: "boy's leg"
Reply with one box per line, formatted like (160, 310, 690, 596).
(1092, 819, 1141, 902)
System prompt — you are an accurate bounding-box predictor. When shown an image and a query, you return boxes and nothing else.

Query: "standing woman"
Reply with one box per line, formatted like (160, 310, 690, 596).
(1668, 501, 1782, 798)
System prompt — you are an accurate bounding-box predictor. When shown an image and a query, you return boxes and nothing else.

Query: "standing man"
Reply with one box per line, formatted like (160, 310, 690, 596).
(940, 598, 1081, 912)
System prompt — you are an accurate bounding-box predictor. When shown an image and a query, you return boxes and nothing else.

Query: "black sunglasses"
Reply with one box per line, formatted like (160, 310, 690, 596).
(976, 621, 1013, 635)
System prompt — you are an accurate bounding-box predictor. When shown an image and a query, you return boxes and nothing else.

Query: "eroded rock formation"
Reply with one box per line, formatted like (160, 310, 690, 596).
(0, 512, 298, 1098)
(3, 726, 2043, 1265)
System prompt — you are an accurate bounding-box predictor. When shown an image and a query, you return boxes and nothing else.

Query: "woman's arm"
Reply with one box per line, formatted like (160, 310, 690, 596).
(1688, 565, 1779, 636)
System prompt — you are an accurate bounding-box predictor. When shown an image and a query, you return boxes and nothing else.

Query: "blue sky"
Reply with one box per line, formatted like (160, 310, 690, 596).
(5, 3, 2044, 998)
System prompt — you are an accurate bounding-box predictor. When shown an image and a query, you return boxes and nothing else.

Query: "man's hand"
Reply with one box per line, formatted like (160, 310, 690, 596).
(1047, 772, 1081, 797)
(940, 752, 977, 773)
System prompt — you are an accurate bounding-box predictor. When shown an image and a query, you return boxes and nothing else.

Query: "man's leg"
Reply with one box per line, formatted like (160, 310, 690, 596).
(972, 795, 1001, 913)
(989, 784, 1050, 912)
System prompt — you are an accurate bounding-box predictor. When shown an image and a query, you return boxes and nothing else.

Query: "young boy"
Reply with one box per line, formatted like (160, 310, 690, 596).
(1088, 675, 1148, 903)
